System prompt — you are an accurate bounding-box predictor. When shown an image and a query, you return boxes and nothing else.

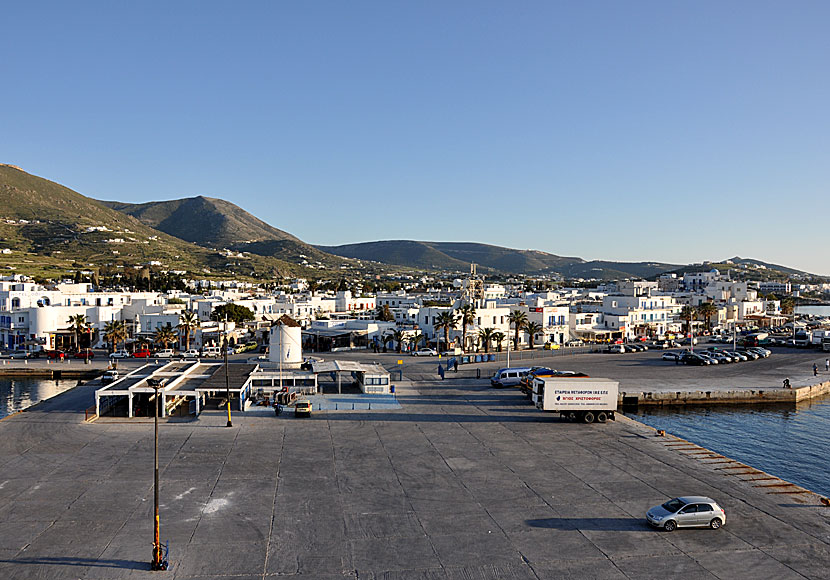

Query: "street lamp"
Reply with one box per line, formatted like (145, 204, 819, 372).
(224, 316, 232, 428)
(147, 378, 168, 571)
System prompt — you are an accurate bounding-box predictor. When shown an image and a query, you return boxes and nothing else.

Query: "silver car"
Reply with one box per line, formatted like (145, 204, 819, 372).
(646, 496, 726, 531)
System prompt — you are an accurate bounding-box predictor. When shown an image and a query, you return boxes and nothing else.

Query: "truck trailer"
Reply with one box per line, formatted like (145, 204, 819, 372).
(532, 377, 619, 424)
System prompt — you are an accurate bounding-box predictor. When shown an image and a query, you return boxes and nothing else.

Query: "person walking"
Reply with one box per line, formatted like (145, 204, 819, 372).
(453, 358, 459, 372)
(813, 363, 818, 377)
(825, 358, 828, 372)
(438, 363, 445, 380)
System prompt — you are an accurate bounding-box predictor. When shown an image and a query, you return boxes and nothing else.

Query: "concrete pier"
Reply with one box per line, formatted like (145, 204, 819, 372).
(2, 373, 830, 578)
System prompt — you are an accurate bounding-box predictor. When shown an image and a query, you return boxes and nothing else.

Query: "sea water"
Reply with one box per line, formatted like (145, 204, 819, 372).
(627, 396, 830, 498)
(0, 377, 79, 419)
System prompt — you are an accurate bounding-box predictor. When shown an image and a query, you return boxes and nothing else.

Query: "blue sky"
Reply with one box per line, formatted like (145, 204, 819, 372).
(2, 1, 829, 274)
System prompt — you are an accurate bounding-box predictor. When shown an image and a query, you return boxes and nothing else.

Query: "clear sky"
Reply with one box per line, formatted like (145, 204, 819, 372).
(2, 1, 829, 274)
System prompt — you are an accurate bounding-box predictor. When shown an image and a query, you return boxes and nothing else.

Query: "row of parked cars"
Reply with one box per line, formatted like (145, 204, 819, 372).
(661, 346, 772, 366)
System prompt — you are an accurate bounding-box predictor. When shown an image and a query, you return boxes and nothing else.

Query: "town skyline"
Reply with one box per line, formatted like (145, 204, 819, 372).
(2, 2, 829, 274)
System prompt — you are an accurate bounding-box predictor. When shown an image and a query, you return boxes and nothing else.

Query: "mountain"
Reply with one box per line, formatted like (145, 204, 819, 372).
(317, 240, 681, 279)
(101, 197, 339, 266)
(0, 164, 300, 279)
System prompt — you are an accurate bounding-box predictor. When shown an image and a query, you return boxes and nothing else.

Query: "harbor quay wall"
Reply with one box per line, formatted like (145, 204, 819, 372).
(621, 380, 830, 406)
(0, 367, 101, 379)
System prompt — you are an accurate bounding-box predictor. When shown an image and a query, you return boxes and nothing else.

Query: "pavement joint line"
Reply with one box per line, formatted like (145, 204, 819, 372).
(261, 418, 285, 577)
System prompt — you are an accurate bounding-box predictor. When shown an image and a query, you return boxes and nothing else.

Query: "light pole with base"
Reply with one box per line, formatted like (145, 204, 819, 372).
(148, 378, 169, 571)
(224, 316, 232, 428)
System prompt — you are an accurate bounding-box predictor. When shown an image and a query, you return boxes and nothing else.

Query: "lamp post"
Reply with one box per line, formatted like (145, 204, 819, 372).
(148, 378, 168, 571)
(224, 315, 232, 428)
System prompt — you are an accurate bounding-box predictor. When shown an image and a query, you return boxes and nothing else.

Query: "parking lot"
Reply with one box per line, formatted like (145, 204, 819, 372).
(334, 344, 830, 395)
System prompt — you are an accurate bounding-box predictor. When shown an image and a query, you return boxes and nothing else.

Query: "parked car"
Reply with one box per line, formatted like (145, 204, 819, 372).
(44, 350, 66, 360)
(736, 349, 760, 360)
(709, 352, 732, 364)
(1, 350, 30, 359)
(154, 349, 175, 358)
(132, 349, 152, 358)
(181, 349, 200, 358)
(608, 345, 625, 354)
(109, 350, 130, 359)
(748, 346, 771, 358)
(101, 369, 119, 385)
(646, 496, 726, 531)
(696, 352, 718, 365)
(73, 349, 95, 359)
(681, 353, 710, 365)
(294, 400, 312, 417)
(412, 348, 438, 357)
(725, 350, 748, 362)
(661, 352, 682, 362)
(565, 339, 583, 347)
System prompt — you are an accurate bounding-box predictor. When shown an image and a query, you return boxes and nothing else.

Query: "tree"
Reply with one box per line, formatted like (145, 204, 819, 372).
(434, 311, 459, 353)
(67, 314, 89, 352)
(508, 310, 528, 350)
(211, 304, 255, 325)
(408, 333, 425, 352)
(781, 297, 795, 316)
(680, 305, 697, 334)
(492, 331, 506, 352)
(385, 329, 407, 353)
(103, 320, 128, 352)
(525, 322, 543, 349)
(697, 302, 718, 333)
(153, 325, 177, 350)
(477, 327, 496, 354)
(458, 304, 476, 353)
(375, 304, 394, 322)
(177, 310, 199, 351)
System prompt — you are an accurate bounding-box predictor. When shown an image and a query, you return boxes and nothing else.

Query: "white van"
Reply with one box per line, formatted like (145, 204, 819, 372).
(202, 346, 221, 358)
(490, 367, 534, 388)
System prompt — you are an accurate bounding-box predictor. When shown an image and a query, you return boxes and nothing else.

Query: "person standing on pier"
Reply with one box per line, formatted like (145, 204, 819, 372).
(825, 358, 828, 372)
(813, 363, 818, 377)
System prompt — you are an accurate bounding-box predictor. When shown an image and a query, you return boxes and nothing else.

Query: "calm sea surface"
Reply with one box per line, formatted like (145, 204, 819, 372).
(627, 397, 830, 499)
(796, 305, 830, 316)
(0, 377, 79, 419)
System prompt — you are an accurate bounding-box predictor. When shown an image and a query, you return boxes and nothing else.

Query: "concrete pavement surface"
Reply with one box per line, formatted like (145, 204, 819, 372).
(2, 371, 830, 578)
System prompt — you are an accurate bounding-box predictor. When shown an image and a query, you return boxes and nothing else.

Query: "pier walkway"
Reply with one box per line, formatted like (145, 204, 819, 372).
(1, 375, 830, 578)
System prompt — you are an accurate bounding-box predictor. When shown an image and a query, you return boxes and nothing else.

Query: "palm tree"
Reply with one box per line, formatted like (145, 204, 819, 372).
(153, 325, 178, 351)
(408, 332, 425, 352)
(387, 328, 407, 353)
(477, 327, 496, 354)
(67, 314, 89, 352)
(697, 302, 718, 333)
(492, 331, 506, 352)
(434, 311, 459, 353)
(103, 320, 128, 353)
(508, 310, 528, 350)
(458, 304, 476, 353)
(525, 322, 543, 350)
(177, 310, 199, 351)
(680, 305, 697, 335)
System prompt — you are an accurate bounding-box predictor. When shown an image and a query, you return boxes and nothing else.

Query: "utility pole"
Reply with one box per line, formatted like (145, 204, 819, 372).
(149, 378, 168, 571)
(224, 315, 232, 427)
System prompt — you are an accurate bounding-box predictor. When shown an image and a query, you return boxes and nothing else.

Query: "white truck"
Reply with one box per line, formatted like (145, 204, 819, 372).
(532, 377, 619, 424)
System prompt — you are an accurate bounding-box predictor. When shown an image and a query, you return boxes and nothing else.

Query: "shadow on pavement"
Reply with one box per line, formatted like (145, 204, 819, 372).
(0, 556, 148, 570)
(526, 517, 649, 531)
